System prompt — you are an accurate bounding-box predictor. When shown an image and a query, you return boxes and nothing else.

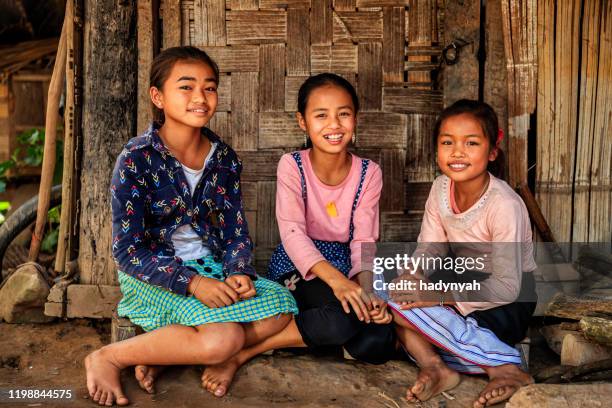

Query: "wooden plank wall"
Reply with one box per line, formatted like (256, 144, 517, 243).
(151, 0, 444, 273)
(537, 0, 611, 245)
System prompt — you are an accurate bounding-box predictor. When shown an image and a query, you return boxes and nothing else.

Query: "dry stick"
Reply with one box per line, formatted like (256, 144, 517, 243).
(54, 0, 74, 273)
(28, 11, 67, 262)
(560, 358, 612, 382)
(516, 183, 566, 263)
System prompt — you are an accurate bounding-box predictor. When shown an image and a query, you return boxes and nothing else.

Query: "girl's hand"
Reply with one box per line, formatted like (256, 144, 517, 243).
(189, 276, 239, 308)
(225, 275, 256, 300)
(330, 277, 372, 323)
(365, 292, 392, 324)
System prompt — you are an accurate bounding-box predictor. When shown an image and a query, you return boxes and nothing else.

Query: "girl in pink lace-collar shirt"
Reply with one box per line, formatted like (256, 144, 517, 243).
(387, 100, 536, 408)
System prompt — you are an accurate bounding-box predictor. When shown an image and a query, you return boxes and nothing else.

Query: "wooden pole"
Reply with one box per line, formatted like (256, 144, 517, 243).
(29, 9, 67, 262)
(55, 0, 74, 273)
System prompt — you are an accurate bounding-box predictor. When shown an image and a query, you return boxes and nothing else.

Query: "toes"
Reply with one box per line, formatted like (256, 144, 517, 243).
(412, 380, 425, 395)
(104, 392, 114, 407)
(135, 365, 146, 381)
(214, 385, 227, 397)
(93, 389, 103, 403)
(98, 391, 107, 406)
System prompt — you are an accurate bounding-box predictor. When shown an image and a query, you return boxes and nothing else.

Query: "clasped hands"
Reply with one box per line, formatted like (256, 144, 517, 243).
(189, 274, 256, 308)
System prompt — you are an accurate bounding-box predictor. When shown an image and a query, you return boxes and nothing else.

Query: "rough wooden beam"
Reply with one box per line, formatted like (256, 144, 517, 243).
(66, 284, 122, 318)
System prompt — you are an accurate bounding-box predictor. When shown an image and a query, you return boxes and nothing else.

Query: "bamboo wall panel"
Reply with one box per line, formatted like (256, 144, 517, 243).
(536, 0, 610, 245)
(536, 0, 580, 244)
(155, 0, 445, 272)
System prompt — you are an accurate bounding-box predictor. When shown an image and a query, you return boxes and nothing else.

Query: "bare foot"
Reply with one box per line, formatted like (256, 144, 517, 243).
(135, 365, 164, 394)
(406, 362, 461, 402)
(473, 364, 533, 408)
(84, 349, 129, 406)
(201, 358, 241, 398)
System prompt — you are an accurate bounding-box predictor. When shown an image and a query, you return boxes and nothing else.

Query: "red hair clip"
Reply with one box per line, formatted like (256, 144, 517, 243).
(496, 129, 504, 146)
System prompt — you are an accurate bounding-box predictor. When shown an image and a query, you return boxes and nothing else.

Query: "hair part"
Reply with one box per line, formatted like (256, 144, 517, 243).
(149, 46, 220, 125)
(433, 99, 505, 179)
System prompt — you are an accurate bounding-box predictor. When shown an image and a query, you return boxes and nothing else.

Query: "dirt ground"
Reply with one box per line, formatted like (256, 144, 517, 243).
(0, 319, 574, 408)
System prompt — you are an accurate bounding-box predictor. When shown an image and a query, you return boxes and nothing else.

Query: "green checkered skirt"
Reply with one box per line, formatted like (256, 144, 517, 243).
(117, 256, 298, 332)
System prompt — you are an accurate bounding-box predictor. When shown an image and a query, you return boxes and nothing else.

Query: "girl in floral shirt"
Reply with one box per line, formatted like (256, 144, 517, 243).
(84, 46, 297, 406)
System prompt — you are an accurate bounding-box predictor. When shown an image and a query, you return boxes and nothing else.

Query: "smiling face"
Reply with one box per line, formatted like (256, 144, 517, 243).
(436, 113, 498, 183)
(150, 60, 218, 129)
(297, 84, 356, 155)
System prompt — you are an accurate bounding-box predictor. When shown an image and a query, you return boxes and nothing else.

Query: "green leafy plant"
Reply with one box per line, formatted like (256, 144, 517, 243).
(0, 128, 63, 254)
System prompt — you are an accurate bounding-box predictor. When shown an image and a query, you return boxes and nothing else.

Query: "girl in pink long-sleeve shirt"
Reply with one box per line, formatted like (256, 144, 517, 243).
(386, 100, 536, 408)
(198, 75, 399, 383)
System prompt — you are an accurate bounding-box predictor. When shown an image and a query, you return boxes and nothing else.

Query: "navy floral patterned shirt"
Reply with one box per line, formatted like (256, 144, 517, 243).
(110, 122, 256, 296)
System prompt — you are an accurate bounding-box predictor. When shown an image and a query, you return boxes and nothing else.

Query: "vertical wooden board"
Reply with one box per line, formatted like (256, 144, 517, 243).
(358, 42, 382, 111)
(226, 10, 287, 44)
(207, 0, 226, 46)
(230, 0, 258, 9)
(231, 72, 258, 151)
(588, 0, 611, 243)
(256, 181, 281, 247)
(442, 0, 479, 104)
(215, 74, 231, 112)
(333, 11, 383, 43)
(285, 76, 308, 112)
(245, 210, 257, 245)
(311, 45, 332, 74)
(483, 0, 508, 151)
(572, 0, 601, 243)
(536, 0, 555, 236)
(0, 83, 10, 161)
(311, 0, 332, 45)
(181, 1, 192, 45)
(162, 0, 181, 48)
(382, 7, 405, 83)
(241, 181, 258, 210)
(193, 0, 208, 46)
(11, 81, 45, 125)
(356, 112, 407, 148)
(287, 8, 310, 76)
(380, 149, 406, 211)
(259, 112, 303, 149)
(259, 44, 286, 112)
(137, 0, 154, 134)
(405, 113, 436, 182)
(207, 111, 231, 144)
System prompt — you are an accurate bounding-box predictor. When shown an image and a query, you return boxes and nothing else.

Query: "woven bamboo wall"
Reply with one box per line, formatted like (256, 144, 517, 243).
(142, 0, 444, 273)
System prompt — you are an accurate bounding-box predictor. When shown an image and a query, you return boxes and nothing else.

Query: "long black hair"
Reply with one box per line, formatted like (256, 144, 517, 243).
(149, 46, 220, 125)
(433, 99, 505, 179)
(297, 73, 359, 148)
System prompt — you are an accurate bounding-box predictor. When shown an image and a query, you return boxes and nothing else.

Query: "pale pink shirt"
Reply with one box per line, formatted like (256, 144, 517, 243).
(417, 173, 537, 315)
(276, 150, 383, 280)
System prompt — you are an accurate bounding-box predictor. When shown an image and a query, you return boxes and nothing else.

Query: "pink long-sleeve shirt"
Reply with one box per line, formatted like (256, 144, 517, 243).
(417, 173, 537, 315)
(276, 150, 383, 280)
